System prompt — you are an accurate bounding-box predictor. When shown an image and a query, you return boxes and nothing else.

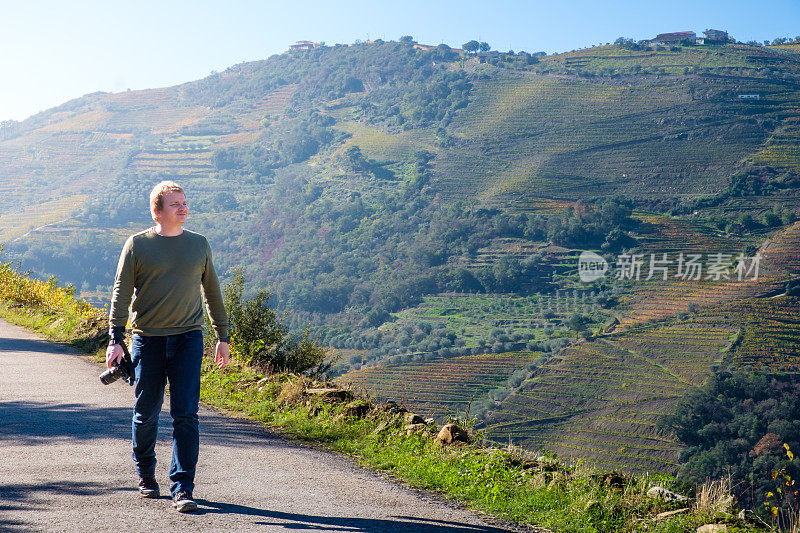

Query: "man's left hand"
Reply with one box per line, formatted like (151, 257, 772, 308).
(214, 341, 230, 369)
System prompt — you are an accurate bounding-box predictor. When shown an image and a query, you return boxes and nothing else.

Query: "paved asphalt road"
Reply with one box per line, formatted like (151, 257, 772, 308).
(0, 318, 522, 532)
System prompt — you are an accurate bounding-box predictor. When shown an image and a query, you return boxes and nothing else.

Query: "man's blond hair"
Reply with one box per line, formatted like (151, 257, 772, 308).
(149, 181, 185, 220)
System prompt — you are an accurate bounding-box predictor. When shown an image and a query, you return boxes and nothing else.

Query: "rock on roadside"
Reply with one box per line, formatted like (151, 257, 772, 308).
(697, 525, 727, 533)
(435, 423, 470, 445)
(647, 486, 689, 502)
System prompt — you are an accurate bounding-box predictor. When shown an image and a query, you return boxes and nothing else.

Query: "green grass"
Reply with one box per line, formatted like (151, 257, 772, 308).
(0, 300, 78, 338)
(335, 120, 435, 163)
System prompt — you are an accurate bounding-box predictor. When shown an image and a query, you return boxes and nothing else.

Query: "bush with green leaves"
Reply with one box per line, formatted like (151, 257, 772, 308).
(209, 271, 328, 374)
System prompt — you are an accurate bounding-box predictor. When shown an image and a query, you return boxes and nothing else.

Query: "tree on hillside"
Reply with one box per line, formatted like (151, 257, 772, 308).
(479, 42, 491, 53)
(463, 40, 480, 53)
(399, 35, 416, 44)
(568, 313, 588, 339)
(614, 37, 647, 51)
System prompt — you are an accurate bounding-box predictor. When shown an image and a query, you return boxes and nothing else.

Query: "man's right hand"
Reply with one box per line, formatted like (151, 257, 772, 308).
(106, 344, 124, 369)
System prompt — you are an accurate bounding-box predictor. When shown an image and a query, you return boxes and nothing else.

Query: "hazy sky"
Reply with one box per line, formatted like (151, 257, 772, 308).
(2, 0, 798, 122)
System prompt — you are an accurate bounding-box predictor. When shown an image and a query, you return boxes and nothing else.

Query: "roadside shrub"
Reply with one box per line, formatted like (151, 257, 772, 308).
(217, 271, 328, 374)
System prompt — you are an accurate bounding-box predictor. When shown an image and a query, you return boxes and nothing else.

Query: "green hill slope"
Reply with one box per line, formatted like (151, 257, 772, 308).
(434, 44, 798, 206)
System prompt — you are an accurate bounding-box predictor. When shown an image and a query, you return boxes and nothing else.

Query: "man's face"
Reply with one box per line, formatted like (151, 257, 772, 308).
(155, 191, 188, 226)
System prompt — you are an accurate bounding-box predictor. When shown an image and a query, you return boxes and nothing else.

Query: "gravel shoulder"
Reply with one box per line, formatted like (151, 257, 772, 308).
(0, 318, 520, 532)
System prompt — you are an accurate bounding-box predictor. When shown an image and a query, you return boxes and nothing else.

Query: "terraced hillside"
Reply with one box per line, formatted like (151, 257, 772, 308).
(433, 44, 800, 206)
(339, 351, 541, 418)
(3, 42, 798, 231)
(474, 221, 800, 472)
(723, 296, 800, 372)
(0, 92, 236, 225)
(617, 219, 800, 327)
(338, 220, 800, 471)
(481, 317, 739, 473)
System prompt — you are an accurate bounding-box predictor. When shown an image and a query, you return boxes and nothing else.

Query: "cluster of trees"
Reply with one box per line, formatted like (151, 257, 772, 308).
(0, 119, 21, 141)
(689, 165, 800, 233)
(725, 167, 800, 198)
(481, 51, 542, 70)
(339, 146, 394, 180)
(211, 144, 278, 182)
(462, 40, 491, 53)
(5, 231, 121, 295)
(252, 187, 566, 323)
(536, 198, 639, 251)
(322, 318, 570, 377)
(80, 170, 153, 225)
(211, 113, 342, 183)
(706, 205, 797, 235)
(767, 36, 799, 45)
(614, 37, 650, 51)
(660, 371, 800, 516)
(397, 70, 472, 128)
(745, 36, 800, 46)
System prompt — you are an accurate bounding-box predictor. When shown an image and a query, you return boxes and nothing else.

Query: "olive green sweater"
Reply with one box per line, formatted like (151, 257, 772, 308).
(109, 228, 229, 342)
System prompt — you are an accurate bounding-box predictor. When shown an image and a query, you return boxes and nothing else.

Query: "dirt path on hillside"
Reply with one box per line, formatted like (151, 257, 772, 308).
(0, 318, 522, 532)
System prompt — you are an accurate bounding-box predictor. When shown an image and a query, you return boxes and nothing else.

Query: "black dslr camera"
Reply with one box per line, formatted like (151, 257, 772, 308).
(100, 341, 133, 385)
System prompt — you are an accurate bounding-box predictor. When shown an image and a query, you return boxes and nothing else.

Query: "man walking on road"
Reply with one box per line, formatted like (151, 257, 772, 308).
(106, 180, 230, 513)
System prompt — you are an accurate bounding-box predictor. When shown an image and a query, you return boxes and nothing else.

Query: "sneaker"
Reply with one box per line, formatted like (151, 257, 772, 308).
(138, 477, 160, 499)
(172, 490, 197, 513)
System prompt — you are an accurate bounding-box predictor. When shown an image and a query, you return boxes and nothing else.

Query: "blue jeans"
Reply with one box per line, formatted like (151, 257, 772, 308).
(131, 330, 203, 495)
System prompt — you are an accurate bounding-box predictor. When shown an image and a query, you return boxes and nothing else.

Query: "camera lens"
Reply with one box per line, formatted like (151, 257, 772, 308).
(99, 366, 122, 385)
